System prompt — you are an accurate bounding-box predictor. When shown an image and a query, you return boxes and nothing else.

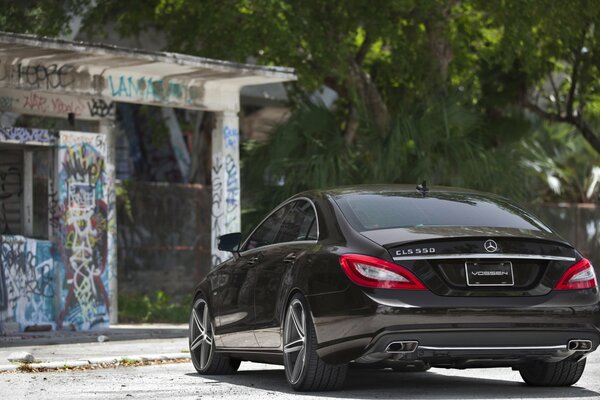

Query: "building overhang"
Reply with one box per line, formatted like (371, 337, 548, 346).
(0, 31, 296, 118)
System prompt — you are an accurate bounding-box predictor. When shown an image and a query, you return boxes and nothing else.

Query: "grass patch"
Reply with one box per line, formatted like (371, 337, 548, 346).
(16, 364, 34, 373)
(118, 358, 139, 366)
(118, 290, 192, 323)
(4, 358, 191, 374)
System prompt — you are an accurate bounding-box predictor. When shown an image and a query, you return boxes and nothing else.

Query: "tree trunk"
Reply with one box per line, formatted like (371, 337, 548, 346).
(189, 112, 215, 185)
(343, 60, 389, 144)
(425, 1, 459, 91)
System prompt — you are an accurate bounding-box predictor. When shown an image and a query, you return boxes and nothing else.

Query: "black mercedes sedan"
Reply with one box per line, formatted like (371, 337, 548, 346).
(189, 185, 599, 391)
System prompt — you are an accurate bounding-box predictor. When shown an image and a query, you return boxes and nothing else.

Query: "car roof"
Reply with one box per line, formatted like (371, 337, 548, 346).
(294, 184, 495, 200)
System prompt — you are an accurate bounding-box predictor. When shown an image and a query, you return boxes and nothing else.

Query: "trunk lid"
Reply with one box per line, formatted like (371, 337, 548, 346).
(360, 227, 577, 296)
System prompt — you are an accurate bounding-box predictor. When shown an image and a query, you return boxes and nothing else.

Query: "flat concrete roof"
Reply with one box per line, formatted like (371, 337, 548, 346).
(0, 31, 296, 112)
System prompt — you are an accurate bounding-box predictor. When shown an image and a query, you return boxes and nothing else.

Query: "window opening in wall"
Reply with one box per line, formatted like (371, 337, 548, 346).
(0, 148, 22, 235)
(0, 145, 53, 240)
(32, 149, 52, 239)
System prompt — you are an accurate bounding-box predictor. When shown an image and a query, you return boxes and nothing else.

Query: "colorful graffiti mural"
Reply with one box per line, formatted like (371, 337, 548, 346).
(0, 236, 56, 330)
(57, 131, 110, 330)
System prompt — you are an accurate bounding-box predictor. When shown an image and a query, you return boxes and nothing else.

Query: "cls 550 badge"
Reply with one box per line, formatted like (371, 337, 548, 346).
(396, 247, 436, 256)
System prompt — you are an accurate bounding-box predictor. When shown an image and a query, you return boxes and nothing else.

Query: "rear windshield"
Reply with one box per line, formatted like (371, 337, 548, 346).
(334, 192, 549, 232)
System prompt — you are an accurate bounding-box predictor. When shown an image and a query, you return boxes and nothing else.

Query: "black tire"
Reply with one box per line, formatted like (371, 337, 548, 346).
(189, 296, 240, 375)
(283, 293, 348, 391)
(519, 358, 586, 386)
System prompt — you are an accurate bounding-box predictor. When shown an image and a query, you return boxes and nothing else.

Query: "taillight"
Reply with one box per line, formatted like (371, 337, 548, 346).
(339, 254, 427, 290)
(554, 258, 598, 290)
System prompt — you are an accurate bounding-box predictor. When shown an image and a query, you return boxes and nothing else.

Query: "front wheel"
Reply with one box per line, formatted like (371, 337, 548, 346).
(519, 358, 586, 386)
(283, 293, 347, 391)
(189, 296, 240, 374)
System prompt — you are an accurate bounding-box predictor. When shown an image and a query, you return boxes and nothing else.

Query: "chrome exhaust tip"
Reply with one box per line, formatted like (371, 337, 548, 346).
(567, 340, 593, 351)
(385, 340, 419, 353)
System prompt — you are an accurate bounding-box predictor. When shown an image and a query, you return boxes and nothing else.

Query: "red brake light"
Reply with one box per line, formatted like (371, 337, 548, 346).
(339, 254, 427, 290)
(554, 258, 597, 290)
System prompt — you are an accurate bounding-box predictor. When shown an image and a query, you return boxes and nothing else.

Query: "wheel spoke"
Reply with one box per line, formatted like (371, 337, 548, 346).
(291, 346, 305, 381)
(202, 305, 208, 333)
(300, 308, 306, 336)
(192, 308, 204, 333)
(200, 341, 207, 368)
(290, 306, 304, 336)
(190, 333, 204, 351)
(205, 334, 213, 346)
(284, 338, 304, 354)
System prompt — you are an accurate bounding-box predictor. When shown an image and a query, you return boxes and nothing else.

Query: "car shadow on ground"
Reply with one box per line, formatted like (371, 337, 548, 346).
(186, 367, 600, 399)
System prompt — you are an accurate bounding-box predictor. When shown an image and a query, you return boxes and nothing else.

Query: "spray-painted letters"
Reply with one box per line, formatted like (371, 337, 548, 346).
(0, 127, 59, 145)
(211, 153, 224, 267)
(0, 89, 112, 120)
(57, 131, 109, 330)
(0, 237, 56, 330)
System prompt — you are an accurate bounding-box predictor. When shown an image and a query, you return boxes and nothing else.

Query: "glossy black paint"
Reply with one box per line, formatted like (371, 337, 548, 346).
(193, 185, 600, 368)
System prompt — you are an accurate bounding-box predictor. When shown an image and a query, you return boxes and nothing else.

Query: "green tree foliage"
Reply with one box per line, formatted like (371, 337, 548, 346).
(525, 124, 600, 203)
(476, 0, 600, 153)
(0, 0, 88, 36)
(78, 0, 600, 222)
(241, 99, 535, 231)
(3, 1, 599, 217)
(81, 0, 600, 152)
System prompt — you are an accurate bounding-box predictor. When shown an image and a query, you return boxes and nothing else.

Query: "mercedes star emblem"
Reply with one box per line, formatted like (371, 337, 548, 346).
(484, 239, 498, 253)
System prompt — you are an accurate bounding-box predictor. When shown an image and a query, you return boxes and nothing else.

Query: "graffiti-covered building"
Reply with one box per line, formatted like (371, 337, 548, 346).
(1, 128, 111, 331)
(0, 32, 295, 332)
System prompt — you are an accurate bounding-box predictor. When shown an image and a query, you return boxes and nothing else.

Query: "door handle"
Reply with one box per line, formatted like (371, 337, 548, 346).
(283, 253, 296, 264)
(247, 256, 260, 266)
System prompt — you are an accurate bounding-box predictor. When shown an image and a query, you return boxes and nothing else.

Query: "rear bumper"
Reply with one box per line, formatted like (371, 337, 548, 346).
(308, 288, 600, 364)
(359, 330, 598, 368)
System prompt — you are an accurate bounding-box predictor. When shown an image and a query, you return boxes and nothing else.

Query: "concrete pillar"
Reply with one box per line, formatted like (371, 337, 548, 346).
(99, 119, 118, 324)
(211, 110, 241, 267)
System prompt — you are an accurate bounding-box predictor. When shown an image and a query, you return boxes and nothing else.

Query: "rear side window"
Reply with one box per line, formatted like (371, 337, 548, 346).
(276, 200, 318, 243)
(244, 204, 291, 250)
(334, 192, 549, 232)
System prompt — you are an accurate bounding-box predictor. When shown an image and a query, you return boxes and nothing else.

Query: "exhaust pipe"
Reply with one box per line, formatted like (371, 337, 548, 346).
(567, 340, 593, 351)
(385, 341, 419, 353)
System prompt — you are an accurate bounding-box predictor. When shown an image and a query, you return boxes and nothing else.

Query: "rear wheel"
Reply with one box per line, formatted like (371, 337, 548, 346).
(283, 293, 347, 391)
(189, 296, 240, 374)
(519, 358, 586, 386)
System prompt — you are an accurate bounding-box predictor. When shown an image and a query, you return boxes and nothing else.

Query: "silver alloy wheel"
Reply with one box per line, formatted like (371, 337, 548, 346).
(284, 298, 307, 384)
(190, 298, 214, 370)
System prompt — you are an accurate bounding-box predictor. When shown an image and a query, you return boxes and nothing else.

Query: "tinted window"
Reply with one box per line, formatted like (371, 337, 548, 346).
(244, 204, 290, 250)
(335, 192, 549, 232)
(275, 201, 318, 243)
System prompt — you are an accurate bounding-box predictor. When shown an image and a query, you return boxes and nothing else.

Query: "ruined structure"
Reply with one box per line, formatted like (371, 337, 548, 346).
(0, 32, 295, 332)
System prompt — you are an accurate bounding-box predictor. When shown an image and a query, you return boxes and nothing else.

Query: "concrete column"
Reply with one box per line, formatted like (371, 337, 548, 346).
(99, 119, 118, 324)
(211, 109, 241, 267)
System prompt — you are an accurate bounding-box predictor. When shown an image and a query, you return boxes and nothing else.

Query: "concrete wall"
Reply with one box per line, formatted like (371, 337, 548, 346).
(116, 181, 210, 299)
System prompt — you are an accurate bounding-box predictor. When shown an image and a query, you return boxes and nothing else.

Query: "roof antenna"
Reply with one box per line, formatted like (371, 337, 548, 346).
(416, 180, 429, 196)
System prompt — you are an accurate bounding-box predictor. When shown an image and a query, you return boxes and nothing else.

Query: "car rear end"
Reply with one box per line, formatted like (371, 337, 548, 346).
(321, 188, 600, 377)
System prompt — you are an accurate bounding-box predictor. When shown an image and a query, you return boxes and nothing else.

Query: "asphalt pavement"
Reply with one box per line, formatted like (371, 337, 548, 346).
(1, 356, 599, 400)
(1, 323, 599, 399)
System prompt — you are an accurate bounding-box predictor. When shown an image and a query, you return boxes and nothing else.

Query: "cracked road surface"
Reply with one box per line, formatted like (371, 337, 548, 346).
(1, 353, 599, 399)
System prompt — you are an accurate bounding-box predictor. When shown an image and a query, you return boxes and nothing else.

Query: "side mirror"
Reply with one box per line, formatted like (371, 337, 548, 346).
(218, 232, 242, 253)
